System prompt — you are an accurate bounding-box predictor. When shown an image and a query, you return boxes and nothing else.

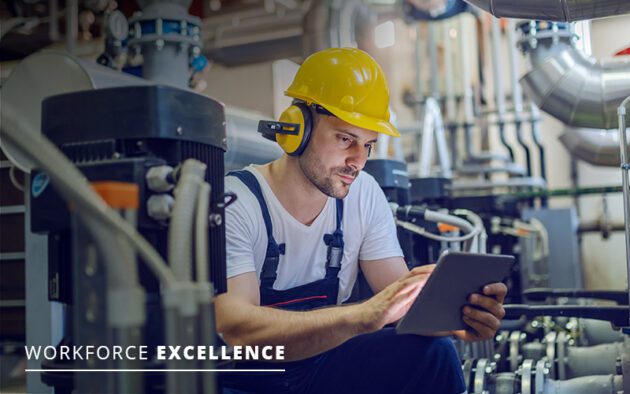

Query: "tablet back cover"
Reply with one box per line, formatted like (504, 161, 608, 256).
(396, 252, 514, 335)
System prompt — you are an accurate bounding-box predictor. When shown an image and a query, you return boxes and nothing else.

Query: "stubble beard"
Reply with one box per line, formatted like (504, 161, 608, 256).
(298, 148, 359, 199)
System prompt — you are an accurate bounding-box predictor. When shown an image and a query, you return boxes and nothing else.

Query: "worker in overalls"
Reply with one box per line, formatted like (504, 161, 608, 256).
(217, 47, 507, 394)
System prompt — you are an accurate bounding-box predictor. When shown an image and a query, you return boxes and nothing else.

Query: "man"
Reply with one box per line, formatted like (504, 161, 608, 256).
(216, 47, 507, 394)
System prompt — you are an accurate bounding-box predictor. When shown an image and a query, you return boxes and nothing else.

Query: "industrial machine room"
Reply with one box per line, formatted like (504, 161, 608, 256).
(1, 0, 630, 393)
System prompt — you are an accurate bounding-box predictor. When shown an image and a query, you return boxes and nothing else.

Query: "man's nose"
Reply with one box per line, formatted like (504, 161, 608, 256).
(346, 144, 368, 172)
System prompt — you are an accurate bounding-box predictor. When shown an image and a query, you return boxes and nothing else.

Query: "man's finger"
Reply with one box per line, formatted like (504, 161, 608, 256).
(410, 264, 435, 276)
(469, 294, 506, 319)
(393, 277, 426, 298)
(462, 316, 494, 340)
(462, 306, 500, 332)
(483, 283, 508, 304)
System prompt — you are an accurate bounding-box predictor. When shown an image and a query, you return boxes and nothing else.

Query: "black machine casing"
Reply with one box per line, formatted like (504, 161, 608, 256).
(30, 85, 228, 301)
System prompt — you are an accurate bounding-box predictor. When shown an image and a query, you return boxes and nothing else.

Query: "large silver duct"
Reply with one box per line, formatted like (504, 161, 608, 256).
(0, 51, 281, 173)
(511, 21, 630, 167)
(559, 127, 625, 167)
(464, 0, 630, 21)
(521, 46, 630, 130)
(517, 22, 630, 130)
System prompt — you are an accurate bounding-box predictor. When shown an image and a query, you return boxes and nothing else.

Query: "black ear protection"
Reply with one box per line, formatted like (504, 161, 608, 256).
(257, 101, 314, 156)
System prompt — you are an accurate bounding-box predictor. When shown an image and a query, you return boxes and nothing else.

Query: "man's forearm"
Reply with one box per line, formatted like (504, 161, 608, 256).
(218, 302, 367, 361)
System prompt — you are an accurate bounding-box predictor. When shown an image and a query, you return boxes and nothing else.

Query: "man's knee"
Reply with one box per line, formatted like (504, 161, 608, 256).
(421, 336, 461, 367)
(392, 334, 463, 379)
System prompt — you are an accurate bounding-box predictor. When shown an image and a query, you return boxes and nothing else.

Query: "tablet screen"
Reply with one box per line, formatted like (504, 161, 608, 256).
(396, 252, 514, 335)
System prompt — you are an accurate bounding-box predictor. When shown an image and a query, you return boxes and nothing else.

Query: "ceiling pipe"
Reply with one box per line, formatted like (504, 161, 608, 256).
(464, 0, 630, 22)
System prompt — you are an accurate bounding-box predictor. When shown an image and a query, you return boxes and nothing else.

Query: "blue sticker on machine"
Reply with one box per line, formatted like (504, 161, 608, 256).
(32, 173, 50, 197)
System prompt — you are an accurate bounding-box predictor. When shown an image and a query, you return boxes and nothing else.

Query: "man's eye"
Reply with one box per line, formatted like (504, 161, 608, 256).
(338, 136, 353, 146)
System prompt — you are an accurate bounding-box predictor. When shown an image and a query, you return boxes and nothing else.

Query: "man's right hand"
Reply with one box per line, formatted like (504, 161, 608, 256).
(354, 265, 434, 333)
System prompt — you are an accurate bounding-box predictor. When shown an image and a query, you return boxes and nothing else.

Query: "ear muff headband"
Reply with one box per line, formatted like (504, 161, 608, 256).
(276, 101, 312, 156)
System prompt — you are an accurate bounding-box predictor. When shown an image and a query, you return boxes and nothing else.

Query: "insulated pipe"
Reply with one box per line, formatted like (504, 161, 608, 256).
(428, 23, 440, 99)
(65, 0, 78, 54)
(443, 22, 459, 170)
(414, 24, 424, 117)
(490, 17, 514, 161)
(464, 0, 630, 22)
(543, 374, 623, 394)
(458, 17, 477, 161)
(559, 128, 624, 167)
(530, 104, 547, 181)
(520, 45, 630, 130)
(507, 20, 532, 176)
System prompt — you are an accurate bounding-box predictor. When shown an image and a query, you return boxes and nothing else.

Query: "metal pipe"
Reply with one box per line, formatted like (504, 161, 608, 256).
(464, 0, 630, 22)
(443, 22, 458, 170)
(491, 17, 514, 161)
(617, 95, 630, 326)
(453, 17, 509, 163)
(414, 24, 424, 116)
(508, 20, 532, 176)
(49, 0, 59, 41)
(65, 0, 78, 54)
(578, 221, 626, 234)
(529, 102, 548, 206)
(458, 17, 474, 126)
(451, 177, 546, 191)
(520, 45, 630, 130)
(559, 127, 624, 167)
(428, 23, 439, 99)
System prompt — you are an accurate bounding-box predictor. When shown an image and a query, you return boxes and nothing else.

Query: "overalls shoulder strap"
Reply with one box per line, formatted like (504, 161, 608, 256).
(323, 199, 344, 279)
(227, 170, 283, 288)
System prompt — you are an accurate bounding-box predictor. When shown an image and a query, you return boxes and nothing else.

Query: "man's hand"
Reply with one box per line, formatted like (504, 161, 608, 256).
(354, 265, 435, 334)
(453, 282, 507, 342)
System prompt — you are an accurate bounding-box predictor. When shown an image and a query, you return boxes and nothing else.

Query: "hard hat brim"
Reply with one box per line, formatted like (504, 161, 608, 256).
(289, 93, 400, 138)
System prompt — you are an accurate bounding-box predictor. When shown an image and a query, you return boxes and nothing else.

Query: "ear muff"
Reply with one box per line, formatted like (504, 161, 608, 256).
(276, 102, 312, 156)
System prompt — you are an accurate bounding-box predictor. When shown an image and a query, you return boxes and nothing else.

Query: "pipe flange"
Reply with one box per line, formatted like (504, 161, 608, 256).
(534, 359, 548, 394)
(556, 331, 568, 380)
(545, 331, 557, 379)
(520, 359, 534, 394)
(462, 358, 474, 392)
(516, 20, 575, 54)
(509, 331, 524, 372)
(473, 358, 494, 393)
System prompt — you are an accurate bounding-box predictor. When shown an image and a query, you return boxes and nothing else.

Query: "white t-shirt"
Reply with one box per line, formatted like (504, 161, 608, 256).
(224, 165, 403, 303)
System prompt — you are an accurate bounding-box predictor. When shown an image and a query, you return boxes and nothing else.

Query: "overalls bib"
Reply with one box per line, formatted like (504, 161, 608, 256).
(228, 170, 344, 311)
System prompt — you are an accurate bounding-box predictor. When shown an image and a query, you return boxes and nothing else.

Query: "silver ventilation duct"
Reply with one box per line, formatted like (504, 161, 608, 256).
(517, 21, 630, 130)
(464, 0, 630, 21)
(558, 128, 625, 167)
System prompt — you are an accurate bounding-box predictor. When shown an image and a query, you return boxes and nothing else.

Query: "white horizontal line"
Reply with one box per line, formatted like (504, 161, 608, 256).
(26, 369, 285, 373)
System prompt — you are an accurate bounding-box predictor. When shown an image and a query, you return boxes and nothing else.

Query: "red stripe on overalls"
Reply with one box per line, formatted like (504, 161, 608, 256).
(267, 295, 328, 307)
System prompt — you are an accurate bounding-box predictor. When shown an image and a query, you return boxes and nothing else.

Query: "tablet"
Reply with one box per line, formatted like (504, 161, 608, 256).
(396, 252, 514, 335)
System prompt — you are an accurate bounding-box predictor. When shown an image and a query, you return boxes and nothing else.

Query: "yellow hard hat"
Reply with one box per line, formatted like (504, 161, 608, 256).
(285, 47, 399, 138)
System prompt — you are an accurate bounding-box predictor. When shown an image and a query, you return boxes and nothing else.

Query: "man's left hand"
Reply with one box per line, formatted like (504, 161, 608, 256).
(453, 283, 507, 342)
